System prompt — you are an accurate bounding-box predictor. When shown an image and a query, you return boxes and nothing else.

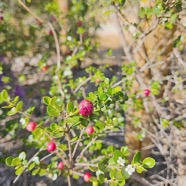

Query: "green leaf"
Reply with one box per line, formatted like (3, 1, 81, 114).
(12, 96, 19, 105)
(95, 121, 104, 130)
(1, 89, 9, 101)
(32, 168, 40, 176)
(136, 165, 145, 173)
(66, 116, 80, 124)
(109, 169, 116, 179)
(58, 144, 67, 151)
(113, 150, 124, 163)
(98, 162, 105, 172)
(99, 93, 107, 101)
(67, 102, 74, 113)
(112, 86, 122, 94)
(15, 166, 24, 175)
(5, 156, 14, 166)
(98, 174, 105, 182)
(98, 87, 103, 94)
(28, 162, 36, 171)
(120, 146, 130, 156)
(89, 92, 96, 101)
(39, 169, 47, 176)
(34, 128, 44, 137)
(47, 106, 60, 117)
(50, 123, 59, 130)
(18, 152, 26, 160)
(142, 157, 155, 168)
(71, 135, 78, 142)
(50, 97, 58, 106)
(12, 157, 21, 166)
(7, 107, 17, 116)
(121, 167, 130, 179)
(114, 170, 123, 181)
(16, 101, 23, 111)
(132, 152, 141, 164)
(161, 118, 169, 128)
(89, 166, 97, 172)
(43, 96, 51, 105)
(119, 0, 126, 6)
(109, 181, 118, 186)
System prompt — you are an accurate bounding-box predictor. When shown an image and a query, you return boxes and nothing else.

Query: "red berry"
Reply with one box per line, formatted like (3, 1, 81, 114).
(0, 16, 3, 21)
(47, 141, 56, 152)
(41, 65, 49, 72)
(79, 100, 94, 117)
(77, 20, 83, 27)
(86, 126, 94, 134)
(49, 30, 53, 35)
(57, 162, 65, 170)
(83, 172, 92, 182)
(26, 122, 37, 132)
(144, 88, 151, 96)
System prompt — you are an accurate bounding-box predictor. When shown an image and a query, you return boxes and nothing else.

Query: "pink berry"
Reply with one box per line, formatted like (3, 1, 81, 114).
(144, 89, 151, 96)
(57, 162, 65, 170)
(41, 65, 49, 72)
(26, 122, 37, 132)
(79, 100, 94, 117)
(83, 172, 92, 182)
(86, 126, 94, 134)
(47, 141, 56, 152)
(49, 30, 53, 35)
(77, 20, 83, 27)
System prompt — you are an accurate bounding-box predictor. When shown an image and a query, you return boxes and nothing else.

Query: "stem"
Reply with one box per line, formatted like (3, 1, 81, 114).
(40, 151, 56, 162)
(76, 137, 97, 162)
(17, 0, 65, 99)
(17, 0, 43, 23)
(75, 163, 97, 167)
(66, 129, 72, 165)
(67, 175, 71, 186)
(72, 128, 85, 158)
(72, 170, 84, 177)
(13, 147, 44, 183)
(73, 77, 91, 93)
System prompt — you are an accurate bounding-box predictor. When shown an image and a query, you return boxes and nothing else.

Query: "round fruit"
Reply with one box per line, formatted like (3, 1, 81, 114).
(47, 141, 56, 152)
(77, 20, 83, 27)
(57, 162, 65, 170)
(79, 100, 94, 117)
(26, 122, 37, 132)
(41, 65, 49, 72)
(86, 126, 94, 134)
(144, 88, 151, 96)
(83, 172, 92, 182)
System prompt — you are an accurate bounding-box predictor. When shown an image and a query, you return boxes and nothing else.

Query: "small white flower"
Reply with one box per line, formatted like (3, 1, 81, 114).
(125, 164, 135, 175)
(96, 170, 104, 177)
(20, 118, 26, 125)
(117, 157, 125, 166)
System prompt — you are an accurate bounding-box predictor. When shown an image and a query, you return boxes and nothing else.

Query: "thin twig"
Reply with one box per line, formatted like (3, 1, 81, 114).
(13, 147, 44, 183)
(76, 137, 97, 162)
(67, 175, 71, 186)
(72, 128, 85, 158)
(17, 0, 65, 99)
(73, 77, 91, 93)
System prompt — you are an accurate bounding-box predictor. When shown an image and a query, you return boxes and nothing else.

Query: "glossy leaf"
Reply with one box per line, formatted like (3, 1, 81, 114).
(15, 166, 24, 175)
(142, 157, 155, 168)
(47, 106, 60, 117)
(132, 152, 141, 164)
(5, 156, 14, 166)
